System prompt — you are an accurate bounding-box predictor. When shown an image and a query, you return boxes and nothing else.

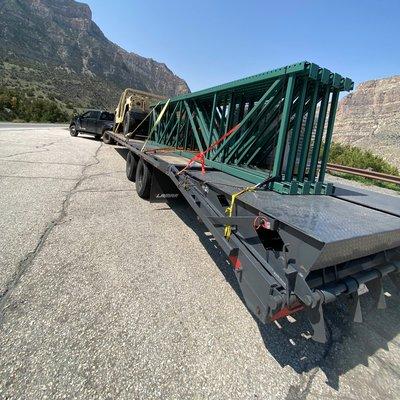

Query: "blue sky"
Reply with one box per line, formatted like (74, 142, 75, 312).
(85, 0, 400, 92)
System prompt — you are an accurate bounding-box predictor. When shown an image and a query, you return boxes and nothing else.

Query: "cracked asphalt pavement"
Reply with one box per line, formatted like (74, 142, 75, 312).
(0, 123, 399, 399)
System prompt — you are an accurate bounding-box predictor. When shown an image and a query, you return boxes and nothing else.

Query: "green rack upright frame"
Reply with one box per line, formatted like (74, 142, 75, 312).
(146, 61, 353, 194)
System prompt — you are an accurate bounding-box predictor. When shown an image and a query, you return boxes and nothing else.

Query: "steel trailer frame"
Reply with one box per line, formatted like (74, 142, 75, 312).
(106, 131, 400, 343)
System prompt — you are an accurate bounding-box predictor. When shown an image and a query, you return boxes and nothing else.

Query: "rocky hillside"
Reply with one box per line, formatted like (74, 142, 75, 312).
(333, 76, 400, 169)
(0, 0, 189, 112)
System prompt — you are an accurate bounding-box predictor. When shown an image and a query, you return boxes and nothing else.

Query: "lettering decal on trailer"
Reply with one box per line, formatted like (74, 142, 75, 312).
(156, 193, 179, 199)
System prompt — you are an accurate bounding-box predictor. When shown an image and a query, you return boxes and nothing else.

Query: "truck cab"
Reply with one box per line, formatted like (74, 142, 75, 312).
(69, 110, 115, 139)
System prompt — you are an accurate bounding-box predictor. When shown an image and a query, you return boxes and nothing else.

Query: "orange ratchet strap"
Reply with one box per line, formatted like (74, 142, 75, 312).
(177, 124, 240, 176)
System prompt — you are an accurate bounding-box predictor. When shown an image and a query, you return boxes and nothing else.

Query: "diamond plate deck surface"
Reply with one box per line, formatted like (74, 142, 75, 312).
(334, 183, 400, 217)
(188, 170, 400, 266)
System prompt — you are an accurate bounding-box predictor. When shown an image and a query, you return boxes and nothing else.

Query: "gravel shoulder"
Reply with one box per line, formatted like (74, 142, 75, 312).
(0, 125, 399, 399)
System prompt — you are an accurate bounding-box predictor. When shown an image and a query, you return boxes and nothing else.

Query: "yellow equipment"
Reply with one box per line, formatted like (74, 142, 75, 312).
(114, 88, 165, 137)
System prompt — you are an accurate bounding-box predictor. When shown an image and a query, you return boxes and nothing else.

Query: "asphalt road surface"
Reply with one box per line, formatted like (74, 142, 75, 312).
(0, 124, 399, 399)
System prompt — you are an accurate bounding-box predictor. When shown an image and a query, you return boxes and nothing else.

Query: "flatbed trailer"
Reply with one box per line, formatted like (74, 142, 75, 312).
(105, 130, 400, 343)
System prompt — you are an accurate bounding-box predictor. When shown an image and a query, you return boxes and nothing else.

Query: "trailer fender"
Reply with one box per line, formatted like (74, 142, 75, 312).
(150, 169, 180, 203)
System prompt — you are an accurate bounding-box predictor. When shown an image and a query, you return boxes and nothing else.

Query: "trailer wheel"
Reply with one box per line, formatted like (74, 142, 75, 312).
(126, 151, 138, 182)
(102, 131, 114, 145)
(123, 111, 134, 136)
(135, 158, 152, 199)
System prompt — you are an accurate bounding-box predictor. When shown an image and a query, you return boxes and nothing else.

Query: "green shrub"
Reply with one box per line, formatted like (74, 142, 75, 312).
(328, 142, 399, 175)
(327, 142, 399, 192)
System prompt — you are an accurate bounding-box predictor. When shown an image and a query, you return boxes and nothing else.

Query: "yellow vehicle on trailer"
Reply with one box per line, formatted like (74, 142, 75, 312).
(113, 88, 165, 137)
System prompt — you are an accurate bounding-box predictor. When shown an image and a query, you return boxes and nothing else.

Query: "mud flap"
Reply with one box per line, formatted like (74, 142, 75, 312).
(307, 299, 327, 343)
(150, 168, 180, 203)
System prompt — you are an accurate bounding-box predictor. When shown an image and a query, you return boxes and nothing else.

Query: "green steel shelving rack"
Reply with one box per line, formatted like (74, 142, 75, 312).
(146, 61, 353, 194)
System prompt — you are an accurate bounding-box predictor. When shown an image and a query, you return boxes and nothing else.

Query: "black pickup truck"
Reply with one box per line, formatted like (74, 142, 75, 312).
(69, 110, 115, 141)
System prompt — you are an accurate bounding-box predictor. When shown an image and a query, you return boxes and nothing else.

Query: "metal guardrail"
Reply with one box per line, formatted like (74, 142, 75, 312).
(326, 163, 400, 185)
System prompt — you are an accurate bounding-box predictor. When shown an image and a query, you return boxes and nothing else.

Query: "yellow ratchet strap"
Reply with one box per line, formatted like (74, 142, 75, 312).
(224, 186, 255, 240)
(125, 102, 159, 139)
(141, 99, 170, 151)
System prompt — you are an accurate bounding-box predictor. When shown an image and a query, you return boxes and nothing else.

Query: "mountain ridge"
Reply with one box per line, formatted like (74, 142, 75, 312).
(333, 75, 400, 169)
(0, 0, 189, 112)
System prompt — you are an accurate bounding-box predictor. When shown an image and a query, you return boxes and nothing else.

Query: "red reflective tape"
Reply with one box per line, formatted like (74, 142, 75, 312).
(270, 304, 304, 321)
(228, 254, 242, 270)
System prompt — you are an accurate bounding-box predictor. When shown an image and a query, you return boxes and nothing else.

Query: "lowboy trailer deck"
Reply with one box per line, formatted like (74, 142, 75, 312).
(105, 132, 400, 343)
(104, 62, 400, 342)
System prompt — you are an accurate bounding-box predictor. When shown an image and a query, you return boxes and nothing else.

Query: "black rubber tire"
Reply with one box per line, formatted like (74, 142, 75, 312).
(95, 134, 102, 141)
(123, 111, 134, 136)
(69, 124, 78, 137)
(126, 151, 138, 182)
(102, 131, 114, 145)
(135, 158, 152, 199)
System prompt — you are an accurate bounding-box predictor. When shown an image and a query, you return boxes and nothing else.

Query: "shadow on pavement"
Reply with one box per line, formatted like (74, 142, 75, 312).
(114, 147, 129, 159)
(168, 199, 400, 391)
(112, 146, 400, 391)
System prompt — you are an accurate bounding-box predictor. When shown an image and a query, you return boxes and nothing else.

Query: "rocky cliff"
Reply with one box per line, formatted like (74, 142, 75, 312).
(0, 0, 189, 110)
(333, 76, 400, 169)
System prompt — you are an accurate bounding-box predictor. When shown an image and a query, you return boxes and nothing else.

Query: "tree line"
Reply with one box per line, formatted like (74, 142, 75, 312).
(0, 87, 69, 123)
